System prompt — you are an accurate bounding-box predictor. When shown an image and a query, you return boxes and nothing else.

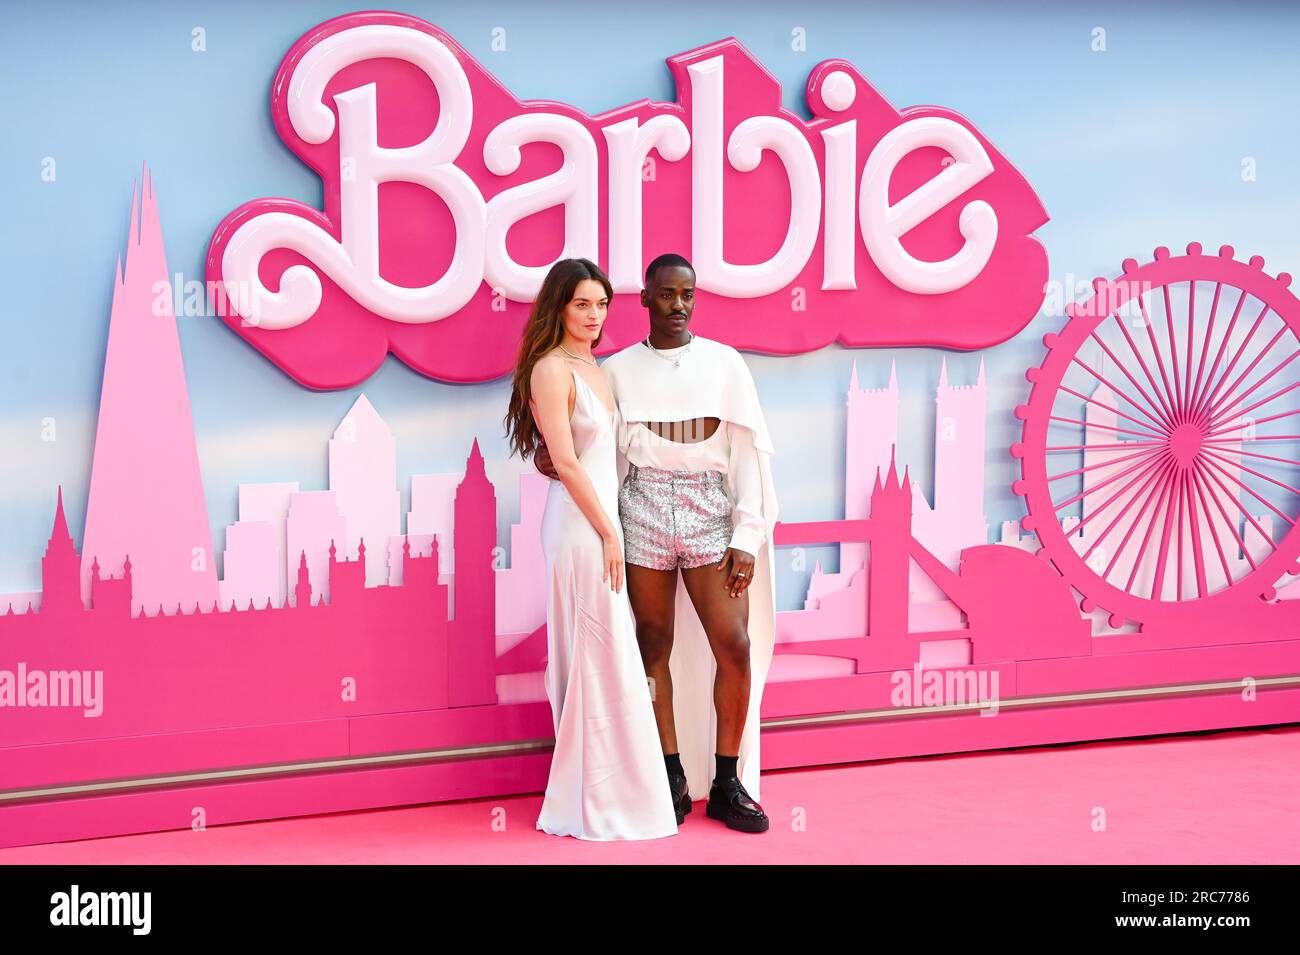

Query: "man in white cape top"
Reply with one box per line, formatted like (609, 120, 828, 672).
(601, 335, 778, 803)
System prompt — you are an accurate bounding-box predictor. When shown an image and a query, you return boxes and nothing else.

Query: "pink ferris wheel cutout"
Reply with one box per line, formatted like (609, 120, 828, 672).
(1014, 243, 1300, 631)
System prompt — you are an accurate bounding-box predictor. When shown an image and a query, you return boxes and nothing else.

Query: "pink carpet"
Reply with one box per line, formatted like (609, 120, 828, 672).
(4, 725, 1297, 864)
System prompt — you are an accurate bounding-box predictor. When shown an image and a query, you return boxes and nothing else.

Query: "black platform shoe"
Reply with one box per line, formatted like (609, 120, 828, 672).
(668, 771, 692, 824)
(706, 777, 769, 833)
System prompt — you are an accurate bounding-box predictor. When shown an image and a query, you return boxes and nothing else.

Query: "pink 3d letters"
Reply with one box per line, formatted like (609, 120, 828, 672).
(206, 11, 1050, 386)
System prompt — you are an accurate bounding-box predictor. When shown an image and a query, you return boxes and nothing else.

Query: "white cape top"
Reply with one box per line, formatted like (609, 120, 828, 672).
(602, 335, 779, 802)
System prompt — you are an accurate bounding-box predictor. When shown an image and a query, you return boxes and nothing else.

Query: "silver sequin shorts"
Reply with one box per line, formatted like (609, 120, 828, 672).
(618, 463, 733, 571)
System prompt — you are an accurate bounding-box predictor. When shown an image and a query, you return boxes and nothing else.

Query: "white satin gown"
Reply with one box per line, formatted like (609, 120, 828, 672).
(536, 366, 679, 841)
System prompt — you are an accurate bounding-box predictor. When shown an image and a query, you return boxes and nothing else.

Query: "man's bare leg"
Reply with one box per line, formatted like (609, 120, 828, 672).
(679, 564, 750, 757)
(679, 560, 767, 831)
(624, 563, 680, 752)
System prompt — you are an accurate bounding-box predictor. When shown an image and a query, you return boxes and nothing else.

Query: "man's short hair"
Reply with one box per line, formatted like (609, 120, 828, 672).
(644, 253, 695, 288)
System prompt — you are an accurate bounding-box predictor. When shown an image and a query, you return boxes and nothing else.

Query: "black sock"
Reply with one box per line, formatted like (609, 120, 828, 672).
(664, 752, 684, 777)
(714, 753, 739, 784)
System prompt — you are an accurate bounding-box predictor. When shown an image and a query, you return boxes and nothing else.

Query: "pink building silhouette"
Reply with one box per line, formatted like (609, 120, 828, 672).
(495, 472, 549, 638)
(41, 487, 82, 616)
(221, 481, 299, 610)
(285, 491, 347, 607)
(330, 394, 400, 586)
(79, 167, 219, 615)
(449, 440, 498, 707)
(838, 359, 900, 576)
(387, 472, 459, 586)
(220, 521, 279, 611)
(806, 356, 988, 625)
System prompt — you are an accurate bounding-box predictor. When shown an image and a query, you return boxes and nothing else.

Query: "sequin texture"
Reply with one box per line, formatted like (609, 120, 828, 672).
(618, 463, 733, 570)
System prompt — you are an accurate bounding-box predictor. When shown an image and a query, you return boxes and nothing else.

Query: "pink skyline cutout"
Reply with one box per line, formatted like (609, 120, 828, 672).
(4, 173, 1300, 850)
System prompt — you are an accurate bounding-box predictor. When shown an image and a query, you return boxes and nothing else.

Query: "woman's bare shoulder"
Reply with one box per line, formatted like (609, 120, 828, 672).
(530, 350, 571, 391)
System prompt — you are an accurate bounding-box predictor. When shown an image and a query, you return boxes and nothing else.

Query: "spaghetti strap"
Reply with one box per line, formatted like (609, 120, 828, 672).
(568, 364, 616, 427)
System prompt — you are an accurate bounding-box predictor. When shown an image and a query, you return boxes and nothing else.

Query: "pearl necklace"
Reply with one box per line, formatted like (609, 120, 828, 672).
(644, 331, 694, 367)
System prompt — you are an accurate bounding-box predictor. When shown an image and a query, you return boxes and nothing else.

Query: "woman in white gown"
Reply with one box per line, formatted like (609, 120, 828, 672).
(504, 258, 678, 841)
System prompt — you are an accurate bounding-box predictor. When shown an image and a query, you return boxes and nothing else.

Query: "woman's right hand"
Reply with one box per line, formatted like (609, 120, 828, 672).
(602, 533, 625, 593)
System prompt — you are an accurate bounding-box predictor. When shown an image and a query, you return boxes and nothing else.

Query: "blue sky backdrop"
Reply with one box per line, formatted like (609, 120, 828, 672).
(2, 0, 1298, 607)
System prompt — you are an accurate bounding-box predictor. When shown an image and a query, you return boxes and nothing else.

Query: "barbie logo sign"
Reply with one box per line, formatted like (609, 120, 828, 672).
(206, 11, 1049, 387)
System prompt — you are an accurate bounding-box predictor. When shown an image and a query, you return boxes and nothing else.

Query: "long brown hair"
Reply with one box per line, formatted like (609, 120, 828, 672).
(504, 257, 613, 460)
